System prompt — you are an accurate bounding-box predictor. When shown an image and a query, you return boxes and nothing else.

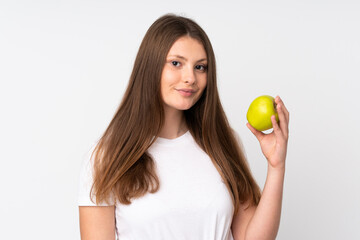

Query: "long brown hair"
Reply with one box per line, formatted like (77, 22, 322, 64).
(90, 14, 261, 214)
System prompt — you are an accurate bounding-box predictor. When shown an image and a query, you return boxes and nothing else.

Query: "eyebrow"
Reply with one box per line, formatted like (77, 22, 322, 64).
(168, 55, 207, 63)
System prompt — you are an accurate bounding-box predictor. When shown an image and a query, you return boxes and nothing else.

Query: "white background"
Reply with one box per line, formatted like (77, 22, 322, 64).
(1, 0, 359, 239)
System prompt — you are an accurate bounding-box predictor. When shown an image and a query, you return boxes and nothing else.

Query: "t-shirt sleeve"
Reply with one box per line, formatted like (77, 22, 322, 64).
(78, 142, 115, 206)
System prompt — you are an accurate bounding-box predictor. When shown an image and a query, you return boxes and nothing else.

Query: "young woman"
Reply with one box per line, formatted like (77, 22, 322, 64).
(78, 14, 289, 240)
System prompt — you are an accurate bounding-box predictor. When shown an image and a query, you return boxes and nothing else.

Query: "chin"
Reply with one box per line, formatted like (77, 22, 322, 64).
(167, 103, 194, 111)
(176, 105, 193, 111)
(164, 98, 198, 111)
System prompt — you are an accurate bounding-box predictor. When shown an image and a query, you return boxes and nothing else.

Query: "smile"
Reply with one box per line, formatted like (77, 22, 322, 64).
(176, 89, 196, 97)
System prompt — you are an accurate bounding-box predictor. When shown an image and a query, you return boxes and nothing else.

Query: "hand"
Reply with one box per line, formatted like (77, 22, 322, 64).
(247, 96, 290, 169)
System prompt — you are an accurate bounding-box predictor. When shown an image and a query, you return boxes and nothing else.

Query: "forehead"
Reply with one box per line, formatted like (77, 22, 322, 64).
(167, 36, 207, 59)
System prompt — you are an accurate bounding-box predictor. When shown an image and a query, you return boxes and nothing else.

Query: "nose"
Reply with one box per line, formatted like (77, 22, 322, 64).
(183, 66, 196, 85)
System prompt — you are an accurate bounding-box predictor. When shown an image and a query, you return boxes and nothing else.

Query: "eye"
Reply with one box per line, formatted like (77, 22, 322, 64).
(195, 64, 207, 72)
(171, 61, 181, 67)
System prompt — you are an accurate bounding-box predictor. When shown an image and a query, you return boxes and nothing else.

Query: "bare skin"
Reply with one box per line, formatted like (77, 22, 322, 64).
(79, 206, 115, 240)
(232, 96, 290, 240)
(158, 36, 207, 139)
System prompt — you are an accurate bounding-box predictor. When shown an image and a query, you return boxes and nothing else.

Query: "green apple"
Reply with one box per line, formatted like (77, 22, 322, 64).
(246, 95, 279, 131)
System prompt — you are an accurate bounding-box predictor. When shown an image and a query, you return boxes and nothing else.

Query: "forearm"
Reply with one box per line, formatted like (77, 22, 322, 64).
(245, 165, 285, 240)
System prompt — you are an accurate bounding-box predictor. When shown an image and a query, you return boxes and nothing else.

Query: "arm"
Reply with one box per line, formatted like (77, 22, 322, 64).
(232, 165, 285, 240)
(232, 96, 289, 240)
(79, 206, 116, 240)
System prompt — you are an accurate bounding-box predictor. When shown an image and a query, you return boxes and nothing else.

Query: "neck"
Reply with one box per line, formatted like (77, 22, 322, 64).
(158, 106, 188, 139)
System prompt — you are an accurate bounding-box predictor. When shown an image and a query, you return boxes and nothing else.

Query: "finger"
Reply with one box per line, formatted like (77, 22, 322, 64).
(275, 96, 289, 123)
(276, 102, 289, 138)
(246, 123, 264, 141)
(276, 96, 290, 138)
(271, 115, 283, 139)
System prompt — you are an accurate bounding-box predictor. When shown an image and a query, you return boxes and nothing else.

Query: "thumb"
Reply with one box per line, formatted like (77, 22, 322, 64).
(246, 122, 264, 141)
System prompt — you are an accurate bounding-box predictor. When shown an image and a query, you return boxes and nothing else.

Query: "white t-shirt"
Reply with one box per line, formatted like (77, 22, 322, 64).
(78, 131, 235, 240)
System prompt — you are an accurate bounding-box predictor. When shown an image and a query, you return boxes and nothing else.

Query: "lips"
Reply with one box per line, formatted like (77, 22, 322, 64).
(176, 88, 197, 93)
(176, 88, 197, 97)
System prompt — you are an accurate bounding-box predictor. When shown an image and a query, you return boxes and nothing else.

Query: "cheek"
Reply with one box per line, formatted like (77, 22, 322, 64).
(160, 68, 177, 99)
(160, 70, 169, 94)
(161, 68, 178, 86)
(197, 76, 207, 100)
(196, 78, 207, 97)
(199, 75, 207, 90)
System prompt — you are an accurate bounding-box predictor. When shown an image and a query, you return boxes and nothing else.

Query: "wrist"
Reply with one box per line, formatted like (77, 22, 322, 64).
(268, 163, 286, 175)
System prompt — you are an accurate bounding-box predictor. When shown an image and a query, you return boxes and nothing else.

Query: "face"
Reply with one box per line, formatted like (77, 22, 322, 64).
(160, 36, 208, 113)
